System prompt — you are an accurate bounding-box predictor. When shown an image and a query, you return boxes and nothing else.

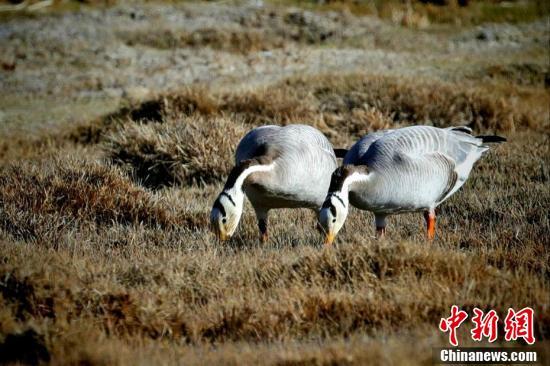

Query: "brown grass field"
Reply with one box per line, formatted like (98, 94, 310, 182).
(0, 0, 549, 364)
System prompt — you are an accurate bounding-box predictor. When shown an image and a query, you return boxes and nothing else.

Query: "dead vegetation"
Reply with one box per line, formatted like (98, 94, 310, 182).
(0, 98, 548, 364)
(281, 0, 550, 26)
(56, 72, 545, 191)
(91, 73, 549, 151)
(481, 62, 550, 88)
(157, 74, 549, 133)
(0, 1, 549, 365)
(0, 210, 548, 364)
(0, 158, 178, 242)
(117, 8, 347, 53)
(106, 116, 248, 188)
(118, 27, 287, 54)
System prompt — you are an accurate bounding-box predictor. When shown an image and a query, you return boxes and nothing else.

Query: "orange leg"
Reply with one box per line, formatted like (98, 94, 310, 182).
(376, 226, 386, 239)
(424, 209, 436, 240)
(260, 232, 268, 243)
(375, 215, 387, 239)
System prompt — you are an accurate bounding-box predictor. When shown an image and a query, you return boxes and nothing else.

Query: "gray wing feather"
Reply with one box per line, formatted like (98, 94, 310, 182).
(360, 126, 488, 169)
(235, 125, 281, 163)
(347, 126, 491, 207)
(236, 124, 336, 164)
(343, 129, 394, 165)
(234, 124, 338, 208)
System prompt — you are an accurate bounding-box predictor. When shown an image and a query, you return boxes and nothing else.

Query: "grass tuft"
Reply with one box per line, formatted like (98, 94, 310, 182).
(0, 159, 176, 242)
(106, 116, 248, 188)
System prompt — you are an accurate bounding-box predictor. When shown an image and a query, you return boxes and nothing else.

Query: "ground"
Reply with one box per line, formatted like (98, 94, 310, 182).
(0, 0, 549, 365)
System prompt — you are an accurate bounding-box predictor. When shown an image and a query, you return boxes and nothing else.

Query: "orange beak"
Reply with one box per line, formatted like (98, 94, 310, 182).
(211, 222, 230, 241)
(324, 232, 335, 246)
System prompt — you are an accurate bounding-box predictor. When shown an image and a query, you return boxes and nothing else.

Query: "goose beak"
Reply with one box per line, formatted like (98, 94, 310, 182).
(218, 230, 230, 242)
(324, 232, 335, 246)
(211, 222, 230, 242)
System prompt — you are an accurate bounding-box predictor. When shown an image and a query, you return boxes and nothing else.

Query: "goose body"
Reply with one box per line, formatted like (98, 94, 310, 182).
(319, 125, 505, 243)
(211, 124, 339, 242)
(345, 126, 487, 213)
(237, 124, 338, 210)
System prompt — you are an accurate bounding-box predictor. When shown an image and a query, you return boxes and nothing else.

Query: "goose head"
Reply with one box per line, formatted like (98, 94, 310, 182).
(210, 158, 276, 241)
(319, 165, 369, 245)
(210, 189, 244, 241)
(319, 192, 349, 245)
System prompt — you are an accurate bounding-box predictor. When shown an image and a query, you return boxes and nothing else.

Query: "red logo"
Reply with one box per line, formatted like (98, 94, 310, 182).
(471, 308, 499, 342)
(439, 305, 469, 346)
(504, 307, 535, 345)
(439, 306, 535, 346)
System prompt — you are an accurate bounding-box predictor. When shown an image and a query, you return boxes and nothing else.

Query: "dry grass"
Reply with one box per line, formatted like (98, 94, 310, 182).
(277, 0, 550, 26)
(190, 73, 547, 133)
(0, 158, 181, 243)
(116, 7, 348, 53)
(66, 72, 548, 191)
(1, 2, 549, 364)
(82, 73, 549, 153)
(118, 27, 287, 54)
(106, 116, 248, 188)
(480, 62, 549, 87)
(1, 74, 549, 363)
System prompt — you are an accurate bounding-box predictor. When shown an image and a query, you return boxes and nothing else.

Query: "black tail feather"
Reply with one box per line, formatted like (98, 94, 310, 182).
(334, 149, 348, 158)
(477, 135, 507, 143)
(450, 126, 473, 134)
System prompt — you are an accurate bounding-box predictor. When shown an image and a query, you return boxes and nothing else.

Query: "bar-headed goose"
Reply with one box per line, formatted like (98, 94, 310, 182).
(211, 124, 345, 242)
(319, 126, 505, 244)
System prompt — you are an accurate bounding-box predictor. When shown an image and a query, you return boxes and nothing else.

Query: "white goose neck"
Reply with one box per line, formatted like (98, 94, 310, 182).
(231, 162, 276, 193)
(341, 171, 370, 198)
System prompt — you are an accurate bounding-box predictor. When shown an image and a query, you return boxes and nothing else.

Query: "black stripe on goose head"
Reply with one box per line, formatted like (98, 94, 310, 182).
(212, 196, 226, 217)
(219, 191, 235, 206)
(322, 199, 338, 216)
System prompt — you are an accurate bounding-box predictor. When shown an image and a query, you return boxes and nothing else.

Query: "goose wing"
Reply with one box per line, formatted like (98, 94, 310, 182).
(235, 125, 280, 163)
(288, 124, 338, 164)
(362, 126, 493, 205)
(236, 124, 337, 164)
(343, 129, 394, 165)
(234, 124, 338, 207)
(392, 150, 459, 206)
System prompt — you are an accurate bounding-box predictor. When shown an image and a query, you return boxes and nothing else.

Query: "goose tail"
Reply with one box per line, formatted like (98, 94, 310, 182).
(334, 148, 348, 158)
(448, 126, 506, 144)
(476, 135, 507, 143)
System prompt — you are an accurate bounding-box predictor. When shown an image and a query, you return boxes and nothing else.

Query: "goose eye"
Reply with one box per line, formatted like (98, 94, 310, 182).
(222, 218, 227, 224)
(332, 219, 336, 223)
